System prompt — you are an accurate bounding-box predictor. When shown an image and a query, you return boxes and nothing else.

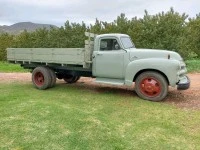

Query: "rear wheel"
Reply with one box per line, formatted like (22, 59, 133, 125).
(63, 75, 80, 84)
(46, 68, 56, 88)
(135, 71, 168, 101)
(32, 67, 52, 90)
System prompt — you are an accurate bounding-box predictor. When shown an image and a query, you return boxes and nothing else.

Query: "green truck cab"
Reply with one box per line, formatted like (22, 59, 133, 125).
(7, 32, 190, 101)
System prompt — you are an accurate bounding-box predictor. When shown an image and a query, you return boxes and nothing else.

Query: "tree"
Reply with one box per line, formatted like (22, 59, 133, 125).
(13, 30, 33, 48)
(31, 28, 50, 48)
(114, 13, 130, 34)
(179, 16, 200, 58)
(0, 33, 14, 61)
(90, 18, 103, 34)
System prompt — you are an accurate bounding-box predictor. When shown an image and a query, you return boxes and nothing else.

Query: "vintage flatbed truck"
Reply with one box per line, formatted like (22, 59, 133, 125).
(7, 32, 190, 101)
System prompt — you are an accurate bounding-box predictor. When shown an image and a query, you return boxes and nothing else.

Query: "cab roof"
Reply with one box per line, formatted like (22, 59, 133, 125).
(96, 33, 129, 39)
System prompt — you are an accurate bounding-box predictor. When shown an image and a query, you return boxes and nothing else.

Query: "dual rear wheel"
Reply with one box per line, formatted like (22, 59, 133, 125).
(32, 67, 56, 90)
(32, 67, 80, 90)
(63, 75, 80, 84)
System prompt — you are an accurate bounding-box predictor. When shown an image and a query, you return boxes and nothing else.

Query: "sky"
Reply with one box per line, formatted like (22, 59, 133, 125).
(0, 0, 200, 27)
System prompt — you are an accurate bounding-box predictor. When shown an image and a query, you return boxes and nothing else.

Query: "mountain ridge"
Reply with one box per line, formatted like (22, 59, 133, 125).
(0, 22, 57, 34)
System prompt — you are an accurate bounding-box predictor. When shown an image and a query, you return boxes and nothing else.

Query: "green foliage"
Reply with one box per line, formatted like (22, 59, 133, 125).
(0, 33, 14, 61)
(0, 8, 200, 61)
(12, 30, 33, 48)
(140, 8, 187, 51)
(179, 16, 200, 58)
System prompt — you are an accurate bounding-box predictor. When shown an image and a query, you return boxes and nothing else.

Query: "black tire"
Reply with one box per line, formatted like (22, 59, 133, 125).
(32, 67, 52, 90)
(74, 76, 80, 82)
(63, 75, 80, 84)
(135, 71, 168, 101)
(46, 67, 56, 88)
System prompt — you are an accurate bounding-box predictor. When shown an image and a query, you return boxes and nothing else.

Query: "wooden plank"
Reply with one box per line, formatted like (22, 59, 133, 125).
(7, 48, 85, 65)
(85, 32, 94, 37)
(85, 32, 98, 38)
(85, 40, 94, 45)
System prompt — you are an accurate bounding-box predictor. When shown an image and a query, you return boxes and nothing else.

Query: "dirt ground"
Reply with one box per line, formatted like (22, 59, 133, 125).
(0, 73, 199, 109)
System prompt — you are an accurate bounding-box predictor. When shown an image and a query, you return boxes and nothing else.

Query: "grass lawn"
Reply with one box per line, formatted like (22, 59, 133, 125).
(185, 59, 200, 73)
(0, 61, 27, 72)
(0, 82, 200, 150)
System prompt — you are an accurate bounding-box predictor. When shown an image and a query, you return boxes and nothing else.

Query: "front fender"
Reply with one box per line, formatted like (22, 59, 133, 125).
(125, 58, 180, 86)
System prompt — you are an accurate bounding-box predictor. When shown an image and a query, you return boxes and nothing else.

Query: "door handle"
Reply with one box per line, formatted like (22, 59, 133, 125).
(97, 53, 103, 56)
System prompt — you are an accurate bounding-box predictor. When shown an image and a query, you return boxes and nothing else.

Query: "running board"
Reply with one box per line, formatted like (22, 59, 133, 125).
(95, 78, 125, 85)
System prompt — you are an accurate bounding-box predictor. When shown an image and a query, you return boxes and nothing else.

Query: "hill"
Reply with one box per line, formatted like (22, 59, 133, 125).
(0, 22, 57, 34)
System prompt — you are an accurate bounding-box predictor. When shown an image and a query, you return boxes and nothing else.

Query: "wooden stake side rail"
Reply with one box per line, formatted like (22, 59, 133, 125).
(7, 32, 96, 69)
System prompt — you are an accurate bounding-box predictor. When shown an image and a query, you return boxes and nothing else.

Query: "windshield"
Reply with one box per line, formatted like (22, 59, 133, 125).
(121, 37, 135, 49)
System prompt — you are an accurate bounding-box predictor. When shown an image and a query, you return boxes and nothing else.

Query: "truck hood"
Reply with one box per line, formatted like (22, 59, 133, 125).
(129, 48, 182, 61)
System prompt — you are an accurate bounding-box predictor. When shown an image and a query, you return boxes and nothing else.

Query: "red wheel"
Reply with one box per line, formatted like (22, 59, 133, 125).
(135, 71, 168, 101)
(34, 72, 45, 86)
(140, 77, 161, 97)
(32, 67, 52, 90)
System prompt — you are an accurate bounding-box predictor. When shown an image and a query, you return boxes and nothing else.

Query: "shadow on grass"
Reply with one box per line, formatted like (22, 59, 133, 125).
(55, 80, 199, 109)
(56, 80, 181, 102)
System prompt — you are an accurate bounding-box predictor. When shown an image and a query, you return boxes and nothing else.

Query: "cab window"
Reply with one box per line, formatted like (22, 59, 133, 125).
(100, 39, 120, 51)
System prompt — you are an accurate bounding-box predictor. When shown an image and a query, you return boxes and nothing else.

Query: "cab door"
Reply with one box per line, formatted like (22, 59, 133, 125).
(93, 38, 125, 79)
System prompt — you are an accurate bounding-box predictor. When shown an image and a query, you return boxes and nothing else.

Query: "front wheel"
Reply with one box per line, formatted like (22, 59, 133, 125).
(135, 71, 168, 101)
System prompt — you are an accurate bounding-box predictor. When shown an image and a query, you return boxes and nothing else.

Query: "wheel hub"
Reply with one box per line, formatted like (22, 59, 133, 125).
(140, 78, 161, 97)
(34, 72, 44, 86)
